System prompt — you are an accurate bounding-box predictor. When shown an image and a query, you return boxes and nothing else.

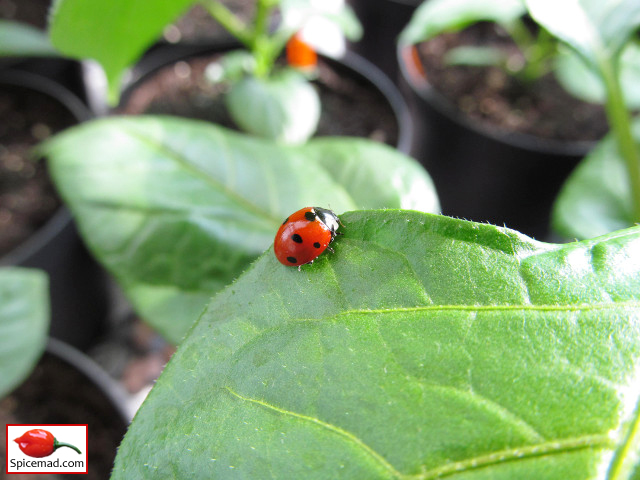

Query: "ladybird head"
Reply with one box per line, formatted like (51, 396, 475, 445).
(314, 207, 340, 235)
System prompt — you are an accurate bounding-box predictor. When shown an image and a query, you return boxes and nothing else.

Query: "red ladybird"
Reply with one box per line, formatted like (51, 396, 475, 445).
(274, 207, 341, 269)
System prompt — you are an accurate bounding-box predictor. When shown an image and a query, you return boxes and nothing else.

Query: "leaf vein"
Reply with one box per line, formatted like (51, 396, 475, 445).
(427, 383, 546, 443)
(224, 386, 403, 478)
(372, 322, 545, 444)
(333, 302, 640, 318)
(123, 124, 280, 223)
(414, 434, 614, 479)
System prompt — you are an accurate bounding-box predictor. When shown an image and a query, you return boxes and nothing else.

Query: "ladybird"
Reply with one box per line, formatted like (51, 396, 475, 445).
(274, 207, 341, 269)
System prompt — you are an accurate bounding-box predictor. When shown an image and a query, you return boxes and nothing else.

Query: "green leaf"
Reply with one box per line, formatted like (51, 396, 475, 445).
(226, 69, 321, 144)
(0, 20, 59, 57)
(555, 42, 640, 109)
(41, 116, 438, 344)
(526, 0, 640, 68)
(111, 210, 640, 479)
(0, 267, 49, 398)
(552, 118, 640, 240)
(48, 0, 197, 104)
(398, 0, 526, 46)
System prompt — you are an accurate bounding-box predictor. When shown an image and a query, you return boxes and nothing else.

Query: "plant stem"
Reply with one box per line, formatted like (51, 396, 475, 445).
(201, 0, 283, 78)
(252, 0, 278, 77)
(600, 56, 640, 223)
(200, 0, 252, 48)
(506, 19, 554, 83)
(506, 18, 535, 54)
(523, 28, 555, 81)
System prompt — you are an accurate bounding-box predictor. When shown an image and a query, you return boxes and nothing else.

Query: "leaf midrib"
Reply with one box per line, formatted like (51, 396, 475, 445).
(320, 302, 640, 320)
(123, 124, 282, 225)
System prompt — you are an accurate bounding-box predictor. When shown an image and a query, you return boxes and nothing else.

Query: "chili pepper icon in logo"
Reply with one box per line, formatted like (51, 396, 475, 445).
(14, 429, 82, 458)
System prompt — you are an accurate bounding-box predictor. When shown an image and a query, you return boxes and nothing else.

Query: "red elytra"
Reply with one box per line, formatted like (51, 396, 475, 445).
(274, 207, 340, 268)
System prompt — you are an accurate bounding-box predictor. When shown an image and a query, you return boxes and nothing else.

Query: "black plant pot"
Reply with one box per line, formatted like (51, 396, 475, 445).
(85, 42, 414, 156)
(0, 0, 89, 102)
(0, 70, 110, 349)
(0, 57, 89, 105)
(348, 0, 420, 79)
(336, 48, 415, 155)
(398, 45, 594, 239)
(3, 338, 130, 480)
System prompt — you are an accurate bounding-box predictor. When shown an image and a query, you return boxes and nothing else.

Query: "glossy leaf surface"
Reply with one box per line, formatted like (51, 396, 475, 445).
(552, 119, 640, 240)
(0, 267, 49, 398)
(399, 0, 525, 46)
(41, 116, 438, 343)
(112, 210, 640, 479)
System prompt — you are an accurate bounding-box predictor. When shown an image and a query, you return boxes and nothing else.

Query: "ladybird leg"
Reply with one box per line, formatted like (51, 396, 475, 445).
(327, 246, 334, 253)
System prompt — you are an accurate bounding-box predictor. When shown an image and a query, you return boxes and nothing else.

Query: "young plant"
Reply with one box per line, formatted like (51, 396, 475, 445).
(43, 1, 433, 345)
(48, 0, 362, 144)
(527, 0, 640, 239)
(398, 0, 555, 85)
(400, 0, 640, 240)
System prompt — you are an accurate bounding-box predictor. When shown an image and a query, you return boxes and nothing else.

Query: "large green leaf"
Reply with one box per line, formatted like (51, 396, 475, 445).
(398, 0, 525, 46)
(526, 0, 640, 68)
(48, 0, 196, 103)
(41, 116, 438, 344)
(0, 267, 49, 398)
(552, 118, 640, 240)
(112, 210, 640, 479)
(226, 68, 321, 144)
(0, 20, 59, 57)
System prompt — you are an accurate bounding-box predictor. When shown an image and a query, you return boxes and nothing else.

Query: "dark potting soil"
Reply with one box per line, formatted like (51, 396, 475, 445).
(164, 1, 256, 44)
(416, 22, 609, 142)
(117, 54, 399, 146)
(0, 84, 75, 257)
(0, 0, 50, 29)
(0, 353, 127, 480)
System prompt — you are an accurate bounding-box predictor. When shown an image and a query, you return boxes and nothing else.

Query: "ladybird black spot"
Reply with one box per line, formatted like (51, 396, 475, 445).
(292, 233, 303, 244)
(287, 256, 297, 264)
(282, 217, 289, 225)
(313, 242, 321, 248)
(304, 211, 316, 222)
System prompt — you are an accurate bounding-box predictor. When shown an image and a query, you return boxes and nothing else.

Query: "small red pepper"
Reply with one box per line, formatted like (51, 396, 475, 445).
(286, 32, 318, 70)
(14, 429, 82, 458)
